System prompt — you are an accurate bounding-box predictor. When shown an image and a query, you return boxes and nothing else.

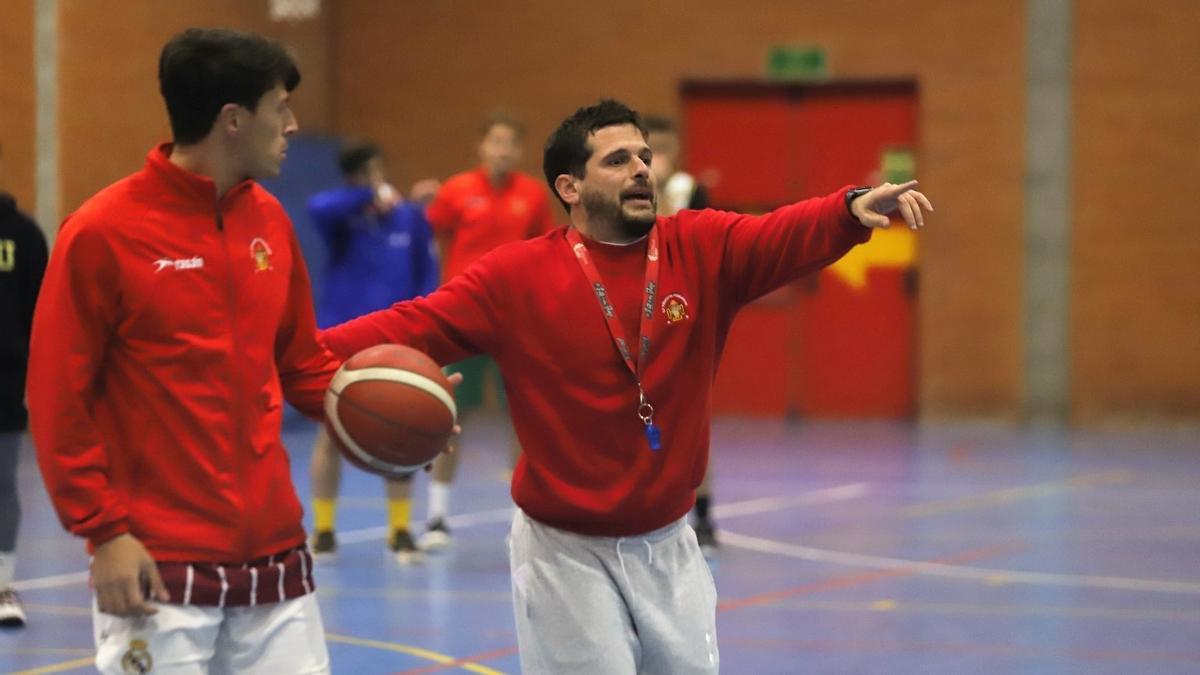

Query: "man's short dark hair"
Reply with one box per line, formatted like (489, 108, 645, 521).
(481, 111, 525, 140)
(159, 28, 301, 145)
(338, 142, 382, 177)
(642, 116, 677, 135)
(542, 99, 647, 211)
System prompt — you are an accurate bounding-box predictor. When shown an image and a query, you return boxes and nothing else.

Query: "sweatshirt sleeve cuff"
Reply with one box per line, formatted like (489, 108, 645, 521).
(84, 521, 130, 550)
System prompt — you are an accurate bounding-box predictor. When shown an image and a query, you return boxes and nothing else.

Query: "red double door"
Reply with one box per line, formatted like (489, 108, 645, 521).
(682, 81, 919, 418)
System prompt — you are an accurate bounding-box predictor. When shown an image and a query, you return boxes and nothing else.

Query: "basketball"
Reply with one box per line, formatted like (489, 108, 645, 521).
(324, 344, 457, 477)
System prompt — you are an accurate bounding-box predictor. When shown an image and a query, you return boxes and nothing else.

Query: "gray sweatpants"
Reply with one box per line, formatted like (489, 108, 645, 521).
(509, 510, 719, 674)
(0, 432, 21, 552)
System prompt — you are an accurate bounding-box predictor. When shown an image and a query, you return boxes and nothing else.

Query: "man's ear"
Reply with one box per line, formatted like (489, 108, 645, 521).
(554, 174, 580, 207)
(217, 103, 242, 136)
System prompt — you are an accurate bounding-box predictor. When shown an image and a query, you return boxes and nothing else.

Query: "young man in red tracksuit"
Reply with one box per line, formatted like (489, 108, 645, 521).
(321, 99, 932, 673)
(29, 29, 339, 674)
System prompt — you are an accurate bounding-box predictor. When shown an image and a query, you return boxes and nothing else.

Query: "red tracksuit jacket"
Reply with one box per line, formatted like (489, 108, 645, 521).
(29, 145, 340, 563)
(322, 188, 869, 536)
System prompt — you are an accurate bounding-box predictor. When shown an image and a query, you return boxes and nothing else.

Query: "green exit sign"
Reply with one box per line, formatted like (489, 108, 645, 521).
(767, 45, 829, 81)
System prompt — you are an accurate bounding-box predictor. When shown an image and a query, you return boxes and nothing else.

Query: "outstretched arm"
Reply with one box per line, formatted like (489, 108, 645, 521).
(703, 183, 934, 309)
(320, 255, 506, 365)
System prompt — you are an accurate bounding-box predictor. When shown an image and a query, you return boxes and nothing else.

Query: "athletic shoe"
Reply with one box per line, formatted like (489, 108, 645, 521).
(310, 530, 337, 559)
(388, 529, 424, 565)
(694, 520, 719, 557)
(0, 588, 26, 628)
(418, 518, 452, 552)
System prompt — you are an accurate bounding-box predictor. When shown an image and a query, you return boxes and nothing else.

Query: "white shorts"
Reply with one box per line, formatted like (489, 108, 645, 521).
(93, 592, 329, 674)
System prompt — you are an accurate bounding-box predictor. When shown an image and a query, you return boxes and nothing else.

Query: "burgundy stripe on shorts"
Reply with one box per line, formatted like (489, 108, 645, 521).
(155, 545, 315, 607)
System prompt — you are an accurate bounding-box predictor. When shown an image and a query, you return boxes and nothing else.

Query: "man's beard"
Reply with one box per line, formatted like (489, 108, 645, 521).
(582, 188, 656, 241)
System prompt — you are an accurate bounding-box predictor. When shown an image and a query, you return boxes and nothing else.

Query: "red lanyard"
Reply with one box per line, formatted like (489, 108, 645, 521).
(566, 226, 663, 451)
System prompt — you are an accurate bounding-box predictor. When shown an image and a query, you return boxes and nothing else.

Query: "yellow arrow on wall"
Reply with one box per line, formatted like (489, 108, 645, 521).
(827, 226, 916, 289)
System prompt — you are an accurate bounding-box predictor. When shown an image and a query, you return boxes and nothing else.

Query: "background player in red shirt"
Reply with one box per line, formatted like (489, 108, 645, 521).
(321, 99, 932, 673)
(419, 113, 556, 549)
(29, 29, 338, 673)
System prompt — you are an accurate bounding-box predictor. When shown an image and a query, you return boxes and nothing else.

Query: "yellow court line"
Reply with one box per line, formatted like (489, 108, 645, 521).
(325, 633, 507, 675)
(902, 470, 1134, 518)
(9, 635, 508, 674)
(0, 648, 91, 657)
(10, 656, 94, 675)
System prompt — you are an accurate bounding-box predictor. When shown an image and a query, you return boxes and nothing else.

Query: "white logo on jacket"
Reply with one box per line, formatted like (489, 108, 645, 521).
(153, 257, 205, 273)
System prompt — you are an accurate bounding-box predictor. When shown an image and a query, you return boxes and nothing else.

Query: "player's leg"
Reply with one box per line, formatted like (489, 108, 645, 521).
(508, 511, 639, 674)
(385, 474, 422, 564)
(421, 356, 486, 550)
(0, 431, 24, 627)
(211, 593, 330, 675)
(421, 424, 463, 550)
(620, 520, 719, 674)
(308, 427, 341, 557)
(93, 600, 223, 674)
(692, 464, 719, 555)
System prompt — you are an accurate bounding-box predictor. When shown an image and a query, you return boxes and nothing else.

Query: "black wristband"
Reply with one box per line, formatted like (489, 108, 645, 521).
(844, 186, 872, 214)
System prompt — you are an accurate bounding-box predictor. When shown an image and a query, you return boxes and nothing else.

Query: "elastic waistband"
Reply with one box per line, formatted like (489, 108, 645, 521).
(518, 509, 687, 544)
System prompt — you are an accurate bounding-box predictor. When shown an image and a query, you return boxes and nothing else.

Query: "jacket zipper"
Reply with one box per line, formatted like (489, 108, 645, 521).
(217, 202, 252, 561)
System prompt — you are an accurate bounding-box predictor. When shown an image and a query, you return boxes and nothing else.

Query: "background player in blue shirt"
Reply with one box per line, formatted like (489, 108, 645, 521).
(307, 142, 440, 563)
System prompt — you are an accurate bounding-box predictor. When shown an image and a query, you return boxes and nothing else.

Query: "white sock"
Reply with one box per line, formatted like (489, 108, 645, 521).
(0, 552, 14, 587)
(427, 481, 451, 522)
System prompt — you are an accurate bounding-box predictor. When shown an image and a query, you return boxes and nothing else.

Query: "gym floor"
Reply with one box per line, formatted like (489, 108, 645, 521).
(5, 415, 1200, 674)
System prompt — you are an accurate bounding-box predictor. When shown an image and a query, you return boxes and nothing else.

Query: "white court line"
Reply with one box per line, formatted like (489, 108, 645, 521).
(11, 570, 90, 592)
(12, 483, 870, 592)
(719, 529, 1200, 595)
(712, 483, 870, 518)
(336, 506, 518, 545)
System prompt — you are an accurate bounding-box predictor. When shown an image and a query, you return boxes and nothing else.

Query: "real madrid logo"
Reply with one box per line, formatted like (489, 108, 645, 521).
(121, 638, 153, 674)
(249, 237, 273, 272)
(661, 292, 689, 324)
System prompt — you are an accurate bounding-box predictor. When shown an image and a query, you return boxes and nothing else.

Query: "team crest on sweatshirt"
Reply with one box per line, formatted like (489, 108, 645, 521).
(661, 292, 689, 324)
(250, 237, 273, 272)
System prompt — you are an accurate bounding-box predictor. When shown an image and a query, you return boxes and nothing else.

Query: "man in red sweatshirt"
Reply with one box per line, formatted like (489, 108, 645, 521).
(321, 99, 932, 673)
(29, 29, 338, 674)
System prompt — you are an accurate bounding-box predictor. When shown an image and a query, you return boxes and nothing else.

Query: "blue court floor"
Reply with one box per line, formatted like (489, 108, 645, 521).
(4, 416, 1200, 674)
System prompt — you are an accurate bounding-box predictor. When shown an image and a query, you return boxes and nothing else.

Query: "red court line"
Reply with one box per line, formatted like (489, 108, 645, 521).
(720, 638, 1200, 664)
(717, 542, 1025, 612)
(392, 645, 521, 675)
